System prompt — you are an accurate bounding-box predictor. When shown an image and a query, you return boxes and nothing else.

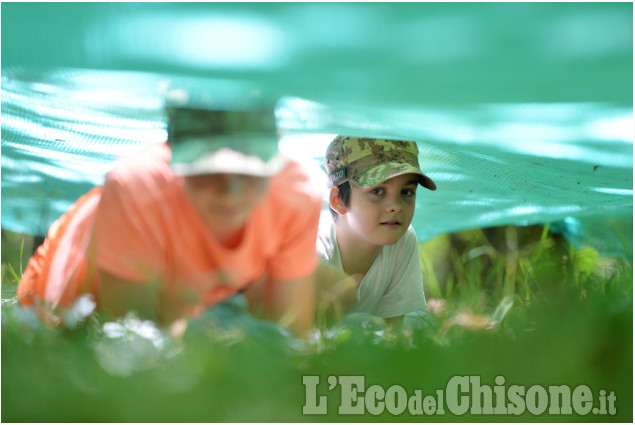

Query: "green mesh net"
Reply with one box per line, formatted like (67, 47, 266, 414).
(1, 3, 632, 258)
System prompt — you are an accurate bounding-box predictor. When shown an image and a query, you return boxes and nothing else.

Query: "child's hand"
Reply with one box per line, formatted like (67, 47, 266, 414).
(315, 262, 362, 321)
(169, 318, 188, 339)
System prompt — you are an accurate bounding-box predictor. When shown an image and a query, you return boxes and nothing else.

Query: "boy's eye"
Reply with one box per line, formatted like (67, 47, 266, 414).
(369, 188, 385, 195)
(402, 188, 416, 197)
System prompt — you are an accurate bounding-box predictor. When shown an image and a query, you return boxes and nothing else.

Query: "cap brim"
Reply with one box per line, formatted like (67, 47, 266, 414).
(353, 162, 436, 191)
(171, 148, 287, 177)
(418, 173, 437, 191)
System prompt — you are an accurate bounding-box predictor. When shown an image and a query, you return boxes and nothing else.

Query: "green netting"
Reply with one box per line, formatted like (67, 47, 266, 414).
(1, 3, 632, 257)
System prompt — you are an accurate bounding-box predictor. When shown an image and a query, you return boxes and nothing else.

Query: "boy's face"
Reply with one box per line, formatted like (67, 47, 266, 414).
(344, 173, 418, 246)
(184, 173, 269, 236)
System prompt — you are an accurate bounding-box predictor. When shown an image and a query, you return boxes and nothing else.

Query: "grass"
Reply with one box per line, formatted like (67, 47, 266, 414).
(1, 224, 632, 422)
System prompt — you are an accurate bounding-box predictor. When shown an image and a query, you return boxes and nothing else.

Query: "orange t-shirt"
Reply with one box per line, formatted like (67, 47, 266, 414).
(18, 142, 324, 319)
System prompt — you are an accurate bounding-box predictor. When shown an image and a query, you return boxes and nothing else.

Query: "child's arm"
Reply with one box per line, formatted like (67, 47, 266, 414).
(384, 315, 404, 329)
(265, 273, 316, 338)
(100, 271, 158, 322)
(99, 271, 187, 328)
(244, 263, 361, 332)
(373, 228, 426, 319)
(314, 261, 361, 318)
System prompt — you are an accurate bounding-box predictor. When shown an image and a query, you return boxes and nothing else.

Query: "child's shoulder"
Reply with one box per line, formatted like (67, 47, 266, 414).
(109, 141, 171, 176)
(315, 211, 337, 261)
(268, 156, 326, 211)
(402, 225, 419, 246)
(103, 142, 178, 203)
(383, 225, 419, 256)
(105, 140, 167, 173)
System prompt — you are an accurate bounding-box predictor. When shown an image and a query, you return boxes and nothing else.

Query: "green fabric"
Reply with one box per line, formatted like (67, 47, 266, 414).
(1, 3, 632, 257)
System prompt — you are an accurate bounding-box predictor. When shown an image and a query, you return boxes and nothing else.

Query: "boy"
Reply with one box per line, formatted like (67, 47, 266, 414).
(316, 136, 436, 327)
(17, 93, 323, 337)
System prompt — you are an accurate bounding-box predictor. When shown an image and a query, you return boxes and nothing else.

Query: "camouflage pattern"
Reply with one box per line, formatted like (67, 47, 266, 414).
(167, 106, 277, 143)
(167, 106, 282, 176)
(324, 136, 436, 190)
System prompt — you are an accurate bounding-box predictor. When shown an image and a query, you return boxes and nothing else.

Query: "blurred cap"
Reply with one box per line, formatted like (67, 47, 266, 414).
(164, 78, 285, 177)
(324, 136, 436, 190)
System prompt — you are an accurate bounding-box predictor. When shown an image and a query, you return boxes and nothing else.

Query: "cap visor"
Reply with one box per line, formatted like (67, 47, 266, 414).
(171, 148, 286, 177)
(354, 162, 436, 190)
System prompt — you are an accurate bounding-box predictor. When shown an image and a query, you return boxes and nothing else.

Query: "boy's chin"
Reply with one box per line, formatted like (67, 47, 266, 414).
(206, 210, 249, 230)
(379, 238, 403, 246)
(374, 230, 407, 246)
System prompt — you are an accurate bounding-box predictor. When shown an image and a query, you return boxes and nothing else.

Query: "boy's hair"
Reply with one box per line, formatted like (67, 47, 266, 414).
(329, 181, 351, 221)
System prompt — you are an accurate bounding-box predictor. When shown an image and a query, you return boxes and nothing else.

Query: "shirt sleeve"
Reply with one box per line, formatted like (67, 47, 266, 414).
(265, 157, 325, 282)
(315, 211, 335, 263)
(91, 170, 166, 284)
(268, 195, 322, 282)
(373, 227, 427, 318)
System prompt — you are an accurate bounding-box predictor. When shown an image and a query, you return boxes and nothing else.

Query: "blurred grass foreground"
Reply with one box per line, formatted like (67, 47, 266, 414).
(1, 2, 632, 423)
(1, 224, 632, 422)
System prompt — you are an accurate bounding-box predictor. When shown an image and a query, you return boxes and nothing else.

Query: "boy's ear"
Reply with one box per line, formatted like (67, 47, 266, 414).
(329, 186, 348, 215)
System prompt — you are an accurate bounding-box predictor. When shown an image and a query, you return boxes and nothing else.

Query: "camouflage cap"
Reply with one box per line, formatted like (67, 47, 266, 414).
(165, 79, 285, 177)
(167, 106, 285, 177)
(324, 136, 436, 190)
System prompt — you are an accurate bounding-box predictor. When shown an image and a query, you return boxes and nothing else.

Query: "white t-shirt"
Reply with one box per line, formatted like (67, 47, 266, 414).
(316, 212, 426, 319)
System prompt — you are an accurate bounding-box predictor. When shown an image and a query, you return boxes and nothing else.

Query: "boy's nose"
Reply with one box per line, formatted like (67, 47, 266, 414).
(215, 174, 243, 197)
(385, 197, 402, 213)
